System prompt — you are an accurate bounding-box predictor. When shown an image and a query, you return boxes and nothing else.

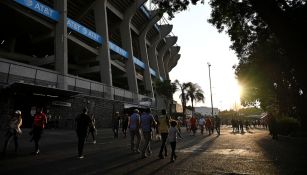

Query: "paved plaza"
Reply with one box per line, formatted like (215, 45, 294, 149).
(1, 126, 307, 175)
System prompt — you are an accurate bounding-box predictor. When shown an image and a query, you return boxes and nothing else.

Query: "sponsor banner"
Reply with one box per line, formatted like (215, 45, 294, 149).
(109, 41, 129, 58)
(14, 0, 103, 44)
(14, 0, 60, 21)
(67, 18, 103, 44)
(149, 68, 156, 77)
(133, 57, 145, 69)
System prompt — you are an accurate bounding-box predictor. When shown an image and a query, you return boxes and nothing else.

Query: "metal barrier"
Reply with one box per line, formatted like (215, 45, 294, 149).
(0, 59, 155, 106)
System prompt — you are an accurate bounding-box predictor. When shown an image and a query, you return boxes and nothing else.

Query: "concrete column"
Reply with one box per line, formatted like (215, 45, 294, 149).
(55, 0, 68, 89)
(157, 36, 177, 79)
(120, 0, 146, 96)
(94, 0, 113, 99)
(139, 10, 161, 97)
(163, 51, 171, 80)
(147, 24, 173, 80)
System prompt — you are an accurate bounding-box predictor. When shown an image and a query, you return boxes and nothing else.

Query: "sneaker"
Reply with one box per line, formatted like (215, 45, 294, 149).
(141, 154, 147, 159)
(93, 140, 96, 144)
(147, 151, 152, 156)
(78, 155, 84, 159)
(34, 150, 40, 155)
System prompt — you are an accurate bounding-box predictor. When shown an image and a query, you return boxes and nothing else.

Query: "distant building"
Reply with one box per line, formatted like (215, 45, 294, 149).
(195, 106, 219, 116)
(171, 101, 183, 113)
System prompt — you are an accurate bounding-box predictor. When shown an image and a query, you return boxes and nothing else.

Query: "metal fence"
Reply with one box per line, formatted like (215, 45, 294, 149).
(0, 59, 155, 107)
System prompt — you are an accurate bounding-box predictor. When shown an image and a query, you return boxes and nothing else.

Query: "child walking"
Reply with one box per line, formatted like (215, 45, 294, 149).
(168, 120, 183, 162)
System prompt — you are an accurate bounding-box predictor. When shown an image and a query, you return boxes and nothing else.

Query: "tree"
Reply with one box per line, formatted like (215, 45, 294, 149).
(154, 79, 178, 114)
(152, 0, 307, 127)
(174, 79, 190, 117)
(185, 83, 205, 113)
(152, 0, 204, 19)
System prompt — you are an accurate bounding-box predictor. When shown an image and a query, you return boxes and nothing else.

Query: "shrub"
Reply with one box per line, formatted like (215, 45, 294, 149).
(277, 116, 301, 136)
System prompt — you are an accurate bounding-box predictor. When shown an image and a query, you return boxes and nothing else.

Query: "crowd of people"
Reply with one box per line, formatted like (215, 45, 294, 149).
(185, 115, 221, 136)
(109, 108, 183, 162)
(2, 107, 223, 163)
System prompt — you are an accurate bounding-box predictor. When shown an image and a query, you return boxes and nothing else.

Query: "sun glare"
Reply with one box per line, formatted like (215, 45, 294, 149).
(219, 81, 242, 111)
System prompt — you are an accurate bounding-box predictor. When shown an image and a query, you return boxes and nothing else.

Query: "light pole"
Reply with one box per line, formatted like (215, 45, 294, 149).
(208, 62, 214, 117)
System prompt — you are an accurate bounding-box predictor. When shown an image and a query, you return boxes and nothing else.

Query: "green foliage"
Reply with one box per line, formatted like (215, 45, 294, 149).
(152, 0, 204, 19)
(239, 107, 264, 116)
(154, 79, 177, 99)
(154, 79, 178, 113)
(277, 116, 301, 136)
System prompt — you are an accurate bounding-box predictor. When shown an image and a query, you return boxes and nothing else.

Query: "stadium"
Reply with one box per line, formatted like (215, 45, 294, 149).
(0, 0, 181, 128)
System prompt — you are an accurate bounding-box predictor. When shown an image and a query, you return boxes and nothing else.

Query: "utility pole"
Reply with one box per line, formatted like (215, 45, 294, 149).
(208, 62, 214, 117)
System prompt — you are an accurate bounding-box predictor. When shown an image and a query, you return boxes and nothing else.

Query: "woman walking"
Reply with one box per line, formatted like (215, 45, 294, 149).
(2, 110, 22, 155)
(158, 109, 169, 159)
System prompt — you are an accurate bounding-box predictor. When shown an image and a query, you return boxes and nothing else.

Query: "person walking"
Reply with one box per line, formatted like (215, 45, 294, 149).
(122, 113, 129, 138)
(205, 117, 212, 135)
(140, 108, 156, 158)
(31, 107, 47, 155)
(2, 110, 23, 155)
(129, 109, 141, 153)
(168, 120, 183, 163)
(215, 115, 221, 135)
(112, 112, 120, 138)
(186, 117, 191, 134)
(190, 116, 197, 136)
(75, 107, 92, 159)
(198, 116, 205, 135)
(86, 114, 97, 144)
(158, 109, 170, 159)
(267, 112, 278, 140)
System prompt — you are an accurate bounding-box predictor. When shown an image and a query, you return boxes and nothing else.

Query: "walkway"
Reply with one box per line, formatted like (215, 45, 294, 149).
(1, 126, 307, 174)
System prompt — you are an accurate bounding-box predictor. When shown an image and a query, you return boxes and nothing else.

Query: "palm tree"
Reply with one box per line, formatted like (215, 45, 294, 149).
(186, 83, 205, 113)
(174, 80, 190, 117)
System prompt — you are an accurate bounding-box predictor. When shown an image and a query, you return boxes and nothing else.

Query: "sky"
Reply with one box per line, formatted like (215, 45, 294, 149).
(167, 2, 241, 111)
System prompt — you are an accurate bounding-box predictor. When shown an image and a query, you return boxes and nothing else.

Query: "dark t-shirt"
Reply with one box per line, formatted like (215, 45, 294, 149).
(75, 113, 92, 133)
(112, 116, 120, 128)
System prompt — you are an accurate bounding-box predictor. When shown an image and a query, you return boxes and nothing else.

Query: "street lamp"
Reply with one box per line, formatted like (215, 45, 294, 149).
(207, 62, 214, 117)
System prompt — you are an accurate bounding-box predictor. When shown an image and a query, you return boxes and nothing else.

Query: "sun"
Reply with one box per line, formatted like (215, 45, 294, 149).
(218, 81, 242, 110)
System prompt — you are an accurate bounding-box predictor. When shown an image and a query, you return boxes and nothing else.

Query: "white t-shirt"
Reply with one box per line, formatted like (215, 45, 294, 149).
(199, 118, 205, 126)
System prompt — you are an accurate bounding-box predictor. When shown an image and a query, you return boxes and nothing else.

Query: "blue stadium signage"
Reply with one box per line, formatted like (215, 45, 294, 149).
(109, 42, 129, 58)
(140, 6, 150, 18)
(14, 0, 60, 21)
(133, 57, 145, 69)
(14, 0, 103, 44)
(67, 18, 103, 44)
(150, 68, 156, 77)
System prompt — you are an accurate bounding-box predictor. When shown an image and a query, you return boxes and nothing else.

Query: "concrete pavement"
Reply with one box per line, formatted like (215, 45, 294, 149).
(1, 126, 307, 175)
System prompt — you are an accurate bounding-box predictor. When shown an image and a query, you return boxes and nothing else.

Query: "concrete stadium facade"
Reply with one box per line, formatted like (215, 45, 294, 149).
(0, 0, 181, 128)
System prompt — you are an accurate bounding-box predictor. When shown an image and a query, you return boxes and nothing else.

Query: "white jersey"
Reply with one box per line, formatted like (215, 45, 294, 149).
(199, 118, 205, 126)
